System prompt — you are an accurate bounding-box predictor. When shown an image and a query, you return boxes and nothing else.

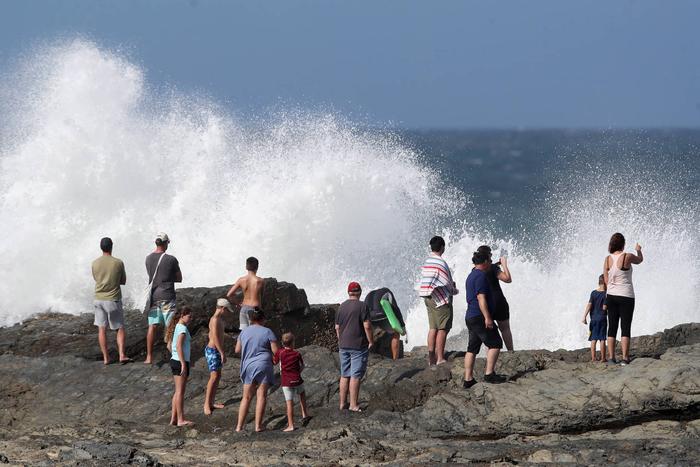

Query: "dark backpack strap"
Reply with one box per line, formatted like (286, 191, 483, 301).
(621, 252, 630, 271)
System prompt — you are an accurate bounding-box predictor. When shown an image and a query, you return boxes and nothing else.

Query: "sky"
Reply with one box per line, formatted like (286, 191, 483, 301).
(1, 0, 699, 129)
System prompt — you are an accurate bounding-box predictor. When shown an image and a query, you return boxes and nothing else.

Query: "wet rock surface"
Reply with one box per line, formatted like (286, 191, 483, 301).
(0, 294, 698, 465)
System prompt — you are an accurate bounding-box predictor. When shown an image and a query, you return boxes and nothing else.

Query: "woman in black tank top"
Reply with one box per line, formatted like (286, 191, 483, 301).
(477, 246, 514, 351)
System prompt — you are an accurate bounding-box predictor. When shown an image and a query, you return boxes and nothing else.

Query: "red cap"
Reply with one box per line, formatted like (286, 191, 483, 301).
(347, 281, 362, 293)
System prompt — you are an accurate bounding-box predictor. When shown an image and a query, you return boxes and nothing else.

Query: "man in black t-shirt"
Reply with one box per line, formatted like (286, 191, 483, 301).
(335, 282, 374, 412)
(144, 232, 182, 364)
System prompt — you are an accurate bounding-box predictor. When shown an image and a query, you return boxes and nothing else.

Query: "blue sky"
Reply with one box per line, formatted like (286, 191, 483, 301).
(1, 0, 699, 128)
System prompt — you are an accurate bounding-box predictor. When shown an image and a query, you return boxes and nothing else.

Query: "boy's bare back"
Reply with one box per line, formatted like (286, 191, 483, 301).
(235, 274, 263, 307)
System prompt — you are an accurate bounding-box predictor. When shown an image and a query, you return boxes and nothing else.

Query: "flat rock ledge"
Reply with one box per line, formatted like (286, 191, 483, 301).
(0, 288, 698, 465)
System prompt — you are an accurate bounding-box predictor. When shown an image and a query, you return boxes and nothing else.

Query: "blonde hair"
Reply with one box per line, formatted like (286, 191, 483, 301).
(282, 332, 295, 347)
(165, 306, 192, 347)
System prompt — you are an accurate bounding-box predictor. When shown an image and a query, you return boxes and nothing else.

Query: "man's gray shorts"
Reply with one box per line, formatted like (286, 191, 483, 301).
(94, 300, 125, 330)
(239, 305, 255, 330)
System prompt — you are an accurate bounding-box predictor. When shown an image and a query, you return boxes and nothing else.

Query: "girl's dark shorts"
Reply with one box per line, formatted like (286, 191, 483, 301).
(170, 359, 190, 377)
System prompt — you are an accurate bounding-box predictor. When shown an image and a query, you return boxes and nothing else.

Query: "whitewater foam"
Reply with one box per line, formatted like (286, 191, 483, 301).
(0, 40, 463, 329)
(1, 40, 698, 352)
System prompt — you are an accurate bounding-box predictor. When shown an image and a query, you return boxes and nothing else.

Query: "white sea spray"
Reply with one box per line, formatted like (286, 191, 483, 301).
(1, 40, 697, 351)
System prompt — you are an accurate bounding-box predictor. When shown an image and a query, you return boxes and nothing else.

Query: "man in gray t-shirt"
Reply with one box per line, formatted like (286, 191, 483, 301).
(145, 251, 181, 303)
(144, 232, 182, 364)
(335, 282, 373, 412)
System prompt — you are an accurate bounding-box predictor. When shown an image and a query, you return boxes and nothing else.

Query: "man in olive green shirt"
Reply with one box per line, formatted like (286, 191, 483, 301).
(92, 237, 130, 364)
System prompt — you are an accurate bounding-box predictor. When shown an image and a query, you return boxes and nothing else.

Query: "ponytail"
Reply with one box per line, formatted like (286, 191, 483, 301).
(165, 306, 192, 347)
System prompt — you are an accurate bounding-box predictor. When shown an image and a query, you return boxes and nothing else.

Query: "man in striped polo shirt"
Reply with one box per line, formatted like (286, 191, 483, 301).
(419, 236, 459, 365)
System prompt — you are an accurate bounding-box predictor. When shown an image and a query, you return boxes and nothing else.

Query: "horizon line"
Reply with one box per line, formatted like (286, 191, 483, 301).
(388, 125, 700, 132)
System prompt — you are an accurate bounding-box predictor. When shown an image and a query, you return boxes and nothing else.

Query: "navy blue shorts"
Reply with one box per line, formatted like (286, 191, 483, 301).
(465, 316, 503, 354)
(589, 318, 607, 341)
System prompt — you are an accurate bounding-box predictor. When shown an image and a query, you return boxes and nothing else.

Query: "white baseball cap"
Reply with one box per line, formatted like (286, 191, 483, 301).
(216, 298, 234, 312)
(155, 232, 170, 243)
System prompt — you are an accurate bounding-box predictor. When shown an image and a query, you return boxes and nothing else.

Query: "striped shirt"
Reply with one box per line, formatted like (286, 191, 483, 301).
(418, 253, 456, 307)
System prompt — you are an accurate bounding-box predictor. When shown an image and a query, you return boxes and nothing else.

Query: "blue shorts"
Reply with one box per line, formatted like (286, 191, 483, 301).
(147, 300, 176, 326)
(205, 346, 222, 372)
(589, 318, 607, 341)
(339, 348, 369, 379)
(240, 361, 274, 386)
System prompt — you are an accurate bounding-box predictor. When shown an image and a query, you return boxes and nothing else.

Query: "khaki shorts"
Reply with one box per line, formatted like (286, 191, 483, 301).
(424, 297, 453, 330)
(373, 319, 396, 335)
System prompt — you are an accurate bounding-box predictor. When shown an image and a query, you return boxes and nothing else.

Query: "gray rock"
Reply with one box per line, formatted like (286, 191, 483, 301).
(0, 297, 698, 466)
(169, 281, 338, 354)
(0, 310, 151, 361)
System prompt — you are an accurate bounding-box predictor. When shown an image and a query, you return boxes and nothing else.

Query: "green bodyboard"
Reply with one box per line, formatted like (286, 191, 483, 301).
(380, 298, 405, 335)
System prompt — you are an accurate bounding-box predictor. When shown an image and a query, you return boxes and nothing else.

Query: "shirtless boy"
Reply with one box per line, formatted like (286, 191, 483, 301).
(204, 298, 234, 415)
(226, 257, 263, 330)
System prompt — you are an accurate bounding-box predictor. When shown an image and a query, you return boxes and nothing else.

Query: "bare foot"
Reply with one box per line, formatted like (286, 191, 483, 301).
(177, 420, 194, 427)
(283, 426, 295, 432)
(170, 419, 177, 426)
(103, 360, 112, 365)
(144, 358, 152, 365)
(436, 360, 448, 365)
(349, 407, 362, 413)
(235, 425, 244, 432)
(212, 403, 225, 409)
(255, 427, 266, 432)
(204, 407, 212, 416)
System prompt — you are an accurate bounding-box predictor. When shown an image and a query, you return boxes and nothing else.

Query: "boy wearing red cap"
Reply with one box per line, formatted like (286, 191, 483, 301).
(335, 282, 374, 412)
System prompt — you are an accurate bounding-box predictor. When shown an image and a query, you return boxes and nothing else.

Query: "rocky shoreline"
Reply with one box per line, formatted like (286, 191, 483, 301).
(0, 282, 698, 465)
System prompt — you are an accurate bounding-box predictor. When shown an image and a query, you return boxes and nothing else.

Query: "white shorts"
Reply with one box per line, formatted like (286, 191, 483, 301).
(94, 300, 124, 330)
(282, 384, 306, 401)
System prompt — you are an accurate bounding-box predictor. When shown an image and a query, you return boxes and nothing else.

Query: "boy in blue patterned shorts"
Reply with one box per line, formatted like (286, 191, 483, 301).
(204, 298, 234, 415)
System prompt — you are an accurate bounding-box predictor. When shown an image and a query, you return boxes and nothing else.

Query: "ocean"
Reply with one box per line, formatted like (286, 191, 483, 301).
(404, 129, 700, 248)
(1, 40, 698, 350)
